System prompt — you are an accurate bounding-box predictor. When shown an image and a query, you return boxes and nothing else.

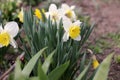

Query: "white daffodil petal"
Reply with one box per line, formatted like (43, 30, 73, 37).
(63, 32, 69, 42)
(58, 9, 64, 17)
(49, 4, 57, 12)
(10, 38, 17, 48)
(62, 3, 69, 10)
(71, 5, 75, 10)
(45, 12, 50, 19)
(73, 20, 82, 26)
(72, 11, 76, 20)
(0, 25, 3, 32)
(0, 44, 3, 48)
(63, 17, 72, 31)
(4, 21, 19, 37)
(74, 35, 81, 41)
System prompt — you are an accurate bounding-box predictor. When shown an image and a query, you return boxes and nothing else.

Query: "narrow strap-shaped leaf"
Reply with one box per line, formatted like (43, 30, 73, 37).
(42, 50, 55, 74)
(76, 60, 91, 80)
(14, 57, 27, 80)
(87, 67, 98, 80)
(8, 72, 14, 80)
(79, 53, 86, 72)
(29, 77, 39, 80)
(14, 58, 23, 80)
(48, 61, 70, 80)
(22, 47, 47, 76)
(84, 23, 95, 42)
(38, 62, 48, 80)
(93, 53, 113, 80)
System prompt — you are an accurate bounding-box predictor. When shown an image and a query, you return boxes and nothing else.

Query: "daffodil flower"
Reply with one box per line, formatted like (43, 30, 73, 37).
(62, 18, 82, 42)
(34, 8, 45, 21)
(0, 21, 19, 48)
(18, 8, 24, 23)
(61, 3, 76, 21)
(45, 4, 63, 23)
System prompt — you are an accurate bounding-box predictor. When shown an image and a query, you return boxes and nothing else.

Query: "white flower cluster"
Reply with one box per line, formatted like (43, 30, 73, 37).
(45, 3, 82, 42)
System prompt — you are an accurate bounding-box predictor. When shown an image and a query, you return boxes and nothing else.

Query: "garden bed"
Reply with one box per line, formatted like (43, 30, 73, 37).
(0, 0, 120, 80)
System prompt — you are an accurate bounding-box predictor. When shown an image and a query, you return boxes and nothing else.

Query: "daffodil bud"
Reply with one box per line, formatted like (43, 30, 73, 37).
(92, 55, 99, 69)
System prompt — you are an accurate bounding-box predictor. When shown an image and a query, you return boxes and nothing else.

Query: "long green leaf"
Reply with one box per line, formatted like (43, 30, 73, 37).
(29, 77, 39, 80)
(88, 67, 98, 80)
(76, 60, 91, 80)
(38, 62, 48, 80)
(8, 72, 14, 80)
(14, 58, 26, 80)
(22, 47, 47, 76)
(42, 50, 55, 74)
(93, 53, 113, 80)
(48, 61, 70, 80)
(79, 53, 86, 72)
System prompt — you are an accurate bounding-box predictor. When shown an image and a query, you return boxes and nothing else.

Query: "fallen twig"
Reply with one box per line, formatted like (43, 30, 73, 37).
(0, 52, 25, 80)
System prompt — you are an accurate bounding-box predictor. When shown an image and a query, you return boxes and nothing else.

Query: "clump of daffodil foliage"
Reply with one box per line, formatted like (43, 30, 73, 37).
(0, 3, 113, 80)
(18, 3, 95, 80)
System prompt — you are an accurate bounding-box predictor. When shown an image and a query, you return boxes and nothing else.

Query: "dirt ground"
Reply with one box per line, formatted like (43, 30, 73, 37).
(62, 0, 120, 80)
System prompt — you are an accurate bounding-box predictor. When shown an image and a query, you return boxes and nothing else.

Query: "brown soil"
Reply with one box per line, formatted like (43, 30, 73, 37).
(62, 0, 120, 80)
